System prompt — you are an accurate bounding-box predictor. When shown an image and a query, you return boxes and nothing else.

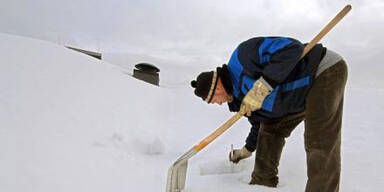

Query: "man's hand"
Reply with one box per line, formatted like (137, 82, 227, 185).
(240, 77, 273, 116)
(229, 146, 252, 163)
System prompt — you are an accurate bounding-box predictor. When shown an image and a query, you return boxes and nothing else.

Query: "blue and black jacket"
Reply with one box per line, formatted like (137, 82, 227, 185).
(223, 37, 326, 151)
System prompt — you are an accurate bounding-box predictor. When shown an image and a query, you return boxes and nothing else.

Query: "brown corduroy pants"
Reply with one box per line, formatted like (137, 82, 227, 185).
(250, 60, 348, 192)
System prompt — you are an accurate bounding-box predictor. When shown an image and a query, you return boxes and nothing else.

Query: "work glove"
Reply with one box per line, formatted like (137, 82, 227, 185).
(240, 77, 273, 116)
(229, 146, 252, 164)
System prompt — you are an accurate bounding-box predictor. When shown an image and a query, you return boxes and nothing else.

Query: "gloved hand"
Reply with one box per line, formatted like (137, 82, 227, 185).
(229, 146, 252, 164)
(240, 77, 273, 116)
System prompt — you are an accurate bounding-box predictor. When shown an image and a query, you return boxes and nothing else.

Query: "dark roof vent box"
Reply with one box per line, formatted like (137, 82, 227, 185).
(133, 63, 160, 86)
(135, 63, 160, 73)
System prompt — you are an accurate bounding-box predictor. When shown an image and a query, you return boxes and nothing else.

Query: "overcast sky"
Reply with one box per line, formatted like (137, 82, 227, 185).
(1, 0, 383, 80)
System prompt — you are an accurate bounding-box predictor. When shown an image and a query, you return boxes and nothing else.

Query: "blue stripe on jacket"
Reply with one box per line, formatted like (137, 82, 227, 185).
(261, 77, 311, 112)
(241, 75, 256, 95)
(228, 47, 243, 98)
(282, 76, 310, 92)
(261, 86, 280, 112)
(258, 37, 292, 65)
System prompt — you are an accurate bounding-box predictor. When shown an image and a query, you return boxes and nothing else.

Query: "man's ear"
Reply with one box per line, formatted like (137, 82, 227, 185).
(215, 78, 224, 92)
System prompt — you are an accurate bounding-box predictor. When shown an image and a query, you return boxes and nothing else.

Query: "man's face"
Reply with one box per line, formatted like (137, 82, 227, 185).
(210, 78, 232, 105)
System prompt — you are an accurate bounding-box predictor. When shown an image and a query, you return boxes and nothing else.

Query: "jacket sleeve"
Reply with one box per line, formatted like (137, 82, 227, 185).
(244, 117, 260, 152)
(261, 37, 304, 86)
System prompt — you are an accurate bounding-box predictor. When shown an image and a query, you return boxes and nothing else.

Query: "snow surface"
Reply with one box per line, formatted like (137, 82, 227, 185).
(1, 33, 383, 192)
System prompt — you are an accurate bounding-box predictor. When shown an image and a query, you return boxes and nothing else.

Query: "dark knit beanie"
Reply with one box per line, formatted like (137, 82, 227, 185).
(190, 70, 218, 103)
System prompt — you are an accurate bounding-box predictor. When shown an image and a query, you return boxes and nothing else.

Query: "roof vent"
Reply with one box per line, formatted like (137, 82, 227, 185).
(133, 63, 160, 86)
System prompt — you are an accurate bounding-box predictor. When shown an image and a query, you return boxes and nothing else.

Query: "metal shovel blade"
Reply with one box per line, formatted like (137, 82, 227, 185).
(166, 149, 197, 192)
(166, 160, 188, 192)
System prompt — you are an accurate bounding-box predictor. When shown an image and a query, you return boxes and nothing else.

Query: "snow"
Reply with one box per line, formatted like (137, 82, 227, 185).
(1, 33, 384, 192)
(199, 159, 253, 176)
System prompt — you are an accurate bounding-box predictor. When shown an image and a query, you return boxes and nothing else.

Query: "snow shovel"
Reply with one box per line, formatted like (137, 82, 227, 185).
(166, 4, 352, 192)
(166, 112, 244, 192)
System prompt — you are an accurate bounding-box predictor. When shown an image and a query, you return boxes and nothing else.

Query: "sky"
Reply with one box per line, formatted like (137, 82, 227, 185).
(0, 0, 383, 83)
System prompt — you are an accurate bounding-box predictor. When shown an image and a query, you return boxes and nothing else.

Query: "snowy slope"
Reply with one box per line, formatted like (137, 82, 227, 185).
(0, 33, 383, 192)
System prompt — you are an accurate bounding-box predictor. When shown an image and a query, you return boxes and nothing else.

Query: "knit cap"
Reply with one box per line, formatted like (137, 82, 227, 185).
(190, 70, 218, 103)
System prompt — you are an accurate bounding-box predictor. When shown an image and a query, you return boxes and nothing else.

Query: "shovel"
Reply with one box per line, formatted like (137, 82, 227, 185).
(166, 112, 244, 192)
(166, 4, 352, 192)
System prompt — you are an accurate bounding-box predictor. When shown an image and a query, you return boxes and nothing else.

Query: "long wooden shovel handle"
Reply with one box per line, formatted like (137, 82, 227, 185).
(193, 112, 243, 151)
(301, 4, 352, 59)
(193, 4, 352, 153)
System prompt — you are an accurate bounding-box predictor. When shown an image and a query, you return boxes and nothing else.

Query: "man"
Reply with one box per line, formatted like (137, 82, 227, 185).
(190, 37, 347, 192)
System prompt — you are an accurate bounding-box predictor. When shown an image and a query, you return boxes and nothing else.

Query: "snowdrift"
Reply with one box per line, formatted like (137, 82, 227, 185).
(1, 33, 384, 192)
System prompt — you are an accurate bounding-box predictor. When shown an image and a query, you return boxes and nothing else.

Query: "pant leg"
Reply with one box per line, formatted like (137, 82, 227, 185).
(251, 112, 305, 187)
(304, 60, 348, 192)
